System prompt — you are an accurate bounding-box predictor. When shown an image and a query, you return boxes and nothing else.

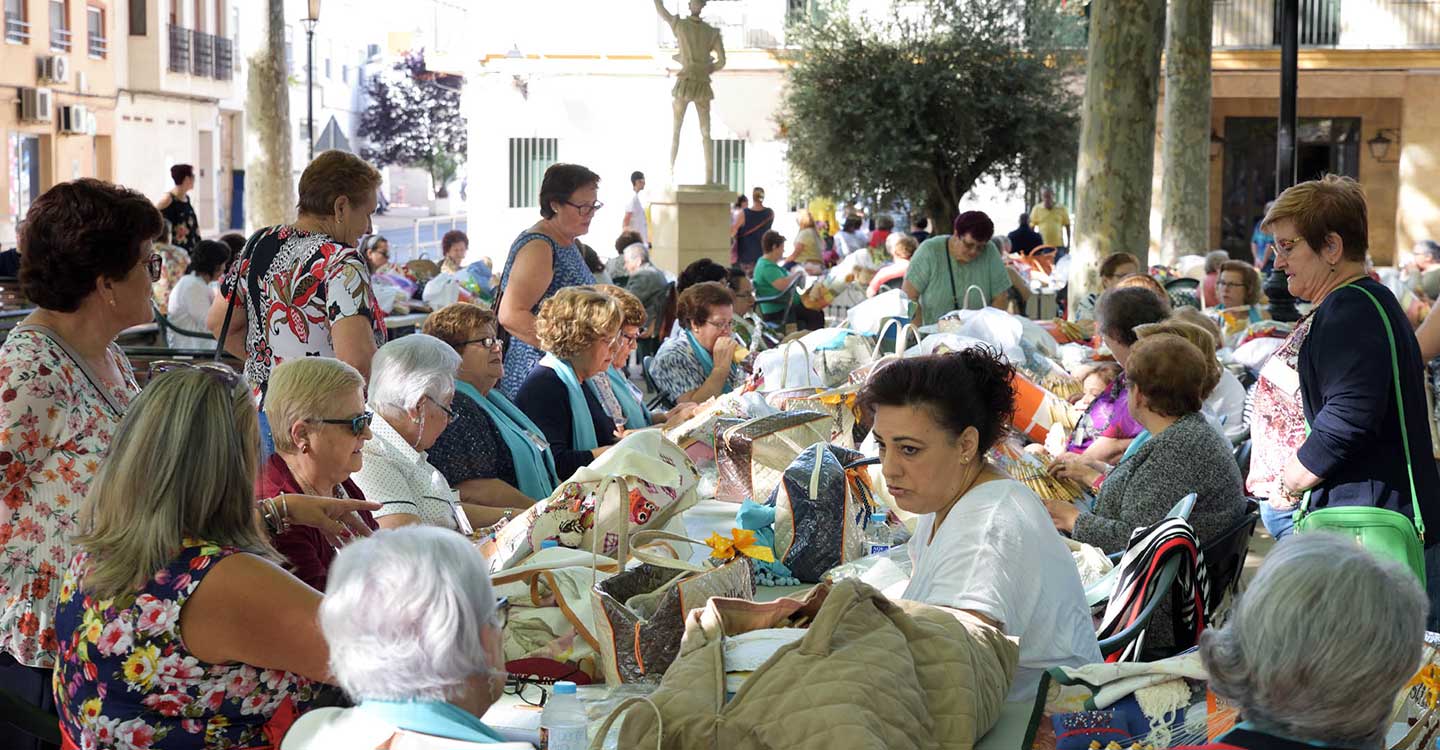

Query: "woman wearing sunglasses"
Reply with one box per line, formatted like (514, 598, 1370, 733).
(260, 358, 381, 591)
(424, 303, 559, 506)
(496, 163, 602, 398)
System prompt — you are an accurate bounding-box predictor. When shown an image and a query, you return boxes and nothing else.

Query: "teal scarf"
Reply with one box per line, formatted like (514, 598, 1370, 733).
(684, 329, 733, 395)
(606, 366, 651, 429)
(356, 700, 506, 744)
(455, 380, 559, 501)
(539, 353, 599, 451)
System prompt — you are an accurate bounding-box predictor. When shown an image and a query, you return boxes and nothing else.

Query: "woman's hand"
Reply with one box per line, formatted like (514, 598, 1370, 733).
(662, 402, 700, 428)
(1043, 497, 1081, 533)
(1046, 453, 1081, 477)
(1279, 458, 1321, 506)
(711, 337, 738, 373)
(278, 494, 382, 548)
(1053, 461, 1103, 488)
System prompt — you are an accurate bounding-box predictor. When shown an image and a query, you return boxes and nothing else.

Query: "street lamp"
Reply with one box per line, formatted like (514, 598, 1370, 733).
(303, 0, 321, 161)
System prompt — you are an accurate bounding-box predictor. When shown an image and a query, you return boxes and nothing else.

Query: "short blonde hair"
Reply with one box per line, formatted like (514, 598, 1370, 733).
(535, 286, 622, 360)
(75, 368, 275, 600)
(1134, 319, 1221, 398)
(594, 284, 646, 328)
(266, 358, 367, 454)
(1262, 174, 1369, 262)
(423, 303, 498, 351)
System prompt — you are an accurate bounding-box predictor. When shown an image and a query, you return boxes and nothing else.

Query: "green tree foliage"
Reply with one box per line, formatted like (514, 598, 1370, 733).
(779, 0, 1081, 228)
(358, 52, 467, 198)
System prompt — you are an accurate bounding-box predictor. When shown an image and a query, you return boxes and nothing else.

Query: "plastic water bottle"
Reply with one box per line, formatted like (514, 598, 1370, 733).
(864, 512, 892, 556)
(540, 680, 587, 750)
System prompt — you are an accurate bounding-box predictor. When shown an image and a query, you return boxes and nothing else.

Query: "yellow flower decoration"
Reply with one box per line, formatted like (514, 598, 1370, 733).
(121, 644, 161, 690)
(80, 698, 102, 722)
(1406, 663, 1440, 709)
(81, 610, 103, 645)
(705, 529, 775, 563)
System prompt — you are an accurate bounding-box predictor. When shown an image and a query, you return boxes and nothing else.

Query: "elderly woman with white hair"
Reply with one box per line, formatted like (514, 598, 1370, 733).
(1194, 533, 1426, 750)
(351, 334, 514, 534)
(280, 526, 516, 749)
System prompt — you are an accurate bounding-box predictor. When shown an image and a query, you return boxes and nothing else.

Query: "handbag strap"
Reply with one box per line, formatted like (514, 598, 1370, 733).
(1296, 282, 1425, 541)
(946, 242, 959, 311)
(628, 529, 710, 572)
(586, 696, 664, 750)
(213, 228, 266, 363)
(962, 284, 987, 310)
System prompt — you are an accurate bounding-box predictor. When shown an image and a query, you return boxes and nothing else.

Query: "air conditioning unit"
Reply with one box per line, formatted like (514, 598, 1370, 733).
(39, 55, 69, 84)
(19, 87, 53, 123)
(59, 105, 89, 134)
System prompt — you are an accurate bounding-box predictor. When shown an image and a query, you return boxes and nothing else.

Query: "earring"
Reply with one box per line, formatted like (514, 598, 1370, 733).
(107, 297, 117, 308)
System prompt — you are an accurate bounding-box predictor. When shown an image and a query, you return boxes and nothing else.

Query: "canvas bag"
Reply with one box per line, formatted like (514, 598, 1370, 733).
(592, 580, 1019, 750)
(487, 430, 700, 571)
(787, 382, 866, 449)
(754, 339, 826, 393)
(770, 443, 876, 583)
(715, 411, 831, 503)
(844, 287, 914, 334)
(1292, 282, 1428, 584)
(489, 546, 622, 681)
(798, 328, 874, 387)
(591, 529, 756, 685)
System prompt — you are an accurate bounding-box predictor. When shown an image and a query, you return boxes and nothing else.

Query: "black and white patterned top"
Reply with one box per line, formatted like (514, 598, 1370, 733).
(428, 390, 518, 490)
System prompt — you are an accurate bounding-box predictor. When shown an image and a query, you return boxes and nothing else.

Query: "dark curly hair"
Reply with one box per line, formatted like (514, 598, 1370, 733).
(858, 347, 1017, 453)
(20, 179, 163, 312)
(677, 258, 728, 294)
(538, 163, 600, 220)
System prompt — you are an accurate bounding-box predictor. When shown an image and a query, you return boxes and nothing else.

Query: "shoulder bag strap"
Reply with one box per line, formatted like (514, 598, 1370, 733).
(945, 241, 959, 312)
(213, 228, 266, 362)
(1296, 282, 1425, 541)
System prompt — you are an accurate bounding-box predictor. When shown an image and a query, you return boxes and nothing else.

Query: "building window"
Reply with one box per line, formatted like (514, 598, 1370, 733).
(711, 139, 746, 195)
(299, 117, 312, 142)
(284, 24, 293, 75)
(49, 0, 70, 51)
(8, 134, 41, 229)
(86, 5, 104, 57)
(128, 0, 145, 36)
(508, 138, 558, 209)
(4, 0, 30, 44)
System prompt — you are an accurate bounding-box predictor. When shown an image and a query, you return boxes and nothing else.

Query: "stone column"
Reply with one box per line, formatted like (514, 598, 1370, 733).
(244, 0, 294, 230)
(1160, 0, 1215, 265)
(1069, 0, 1168, 314)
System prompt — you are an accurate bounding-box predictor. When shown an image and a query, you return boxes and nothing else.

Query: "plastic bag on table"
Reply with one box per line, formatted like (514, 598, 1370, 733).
(822, 544, 913, 596)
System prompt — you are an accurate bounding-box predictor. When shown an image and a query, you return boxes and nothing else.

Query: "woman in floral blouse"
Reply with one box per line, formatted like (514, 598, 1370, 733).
(0, 180, 159, 749)
(207, 150, 387, 453)
(53, 366, 376, 750)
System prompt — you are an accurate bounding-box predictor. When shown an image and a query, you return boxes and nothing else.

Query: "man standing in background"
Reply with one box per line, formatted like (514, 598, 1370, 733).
(1030, 187, 1070, 250)
(624, 171, 649, 245)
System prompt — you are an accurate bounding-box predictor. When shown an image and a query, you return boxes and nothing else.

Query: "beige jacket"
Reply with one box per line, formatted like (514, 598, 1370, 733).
(608, 579, 1019, 750)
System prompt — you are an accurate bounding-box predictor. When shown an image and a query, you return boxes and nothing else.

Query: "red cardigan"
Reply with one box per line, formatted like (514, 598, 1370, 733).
(258, 453, 378, 592)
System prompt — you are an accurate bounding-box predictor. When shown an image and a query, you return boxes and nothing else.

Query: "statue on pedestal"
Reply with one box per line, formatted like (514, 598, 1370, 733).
(652, 0, 726, 182)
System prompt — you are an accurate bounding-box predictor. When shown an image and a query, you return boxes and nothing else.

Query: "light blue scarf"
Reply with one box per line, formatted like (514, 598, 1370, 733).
(684, 329, 733, 395)
(539, 353, 599, 451)
(356, 700, 506, 744)
(455, 380, 559, 501)
(606, 366, 651, 430)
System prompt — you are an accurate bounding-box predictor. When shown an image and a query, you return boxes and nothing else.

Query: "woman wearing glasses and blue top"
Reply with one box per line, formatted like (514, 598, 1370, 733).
(497, 163, 602, 398)
(515, 288, 624, 482)
(424, 304, 560, 505)
(650, 281, 745, 405)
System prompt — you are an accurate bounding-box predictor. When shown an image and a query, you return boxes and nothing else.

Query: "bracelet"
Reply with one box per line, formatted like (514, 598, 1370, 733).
(1090, 473, 1105, 493)
(259, 497, 281, 534)
(279, 496, 291, 534)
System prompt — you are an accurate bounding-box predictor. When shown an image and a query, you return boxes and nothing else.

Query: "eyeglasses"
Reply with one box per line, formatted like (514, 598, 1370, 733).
(494, 596, 510, 629)
(1270, 236, 1307, 257)
(145, 253, 163, 282)
(426, 395, 455, 422)
(504, 666, 589, 709)
(565, 200, 604, 217)
(705, 318, 734, 332)
(149, 360, 244, 388)
(619, 331, 640, 344)
(1216, 280, 1247, 289)
(311, 411, 374, 436)
(463, 337, 503, 351)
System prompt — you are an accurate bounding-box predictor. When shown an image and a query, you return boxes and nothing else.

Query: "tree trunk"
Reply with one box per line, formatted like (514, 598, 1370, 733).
(244, 0, 294, 231)
(1159, 0, 1214, 266)
(1068, 0, 1167, 314)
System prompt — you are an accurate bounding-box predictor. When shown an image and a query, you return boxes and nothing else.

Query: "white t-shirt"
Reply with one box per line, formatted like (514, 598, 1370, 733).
(627, 192, 648, 244)
(904, 478, 1101, 701)
(1204, 368, 1249, 443)
(166, 273, 217, 350)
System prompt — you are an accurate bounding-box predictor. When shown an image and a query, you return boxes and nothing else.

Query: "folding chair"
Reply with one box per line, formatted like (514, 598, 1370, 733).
(641, 355, 675, 412)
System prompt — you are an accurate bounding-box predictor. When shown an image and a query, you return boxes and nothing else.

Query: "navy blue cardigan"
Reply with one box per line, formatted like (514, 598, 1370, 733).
(514, 365, 618, 482)
(1296, 277, 1440, 544)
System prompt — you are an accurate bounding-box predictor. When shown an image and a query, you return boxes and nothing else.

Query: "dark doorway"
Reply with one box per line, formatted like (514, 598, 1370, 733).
(1219, 116, 1359, 260)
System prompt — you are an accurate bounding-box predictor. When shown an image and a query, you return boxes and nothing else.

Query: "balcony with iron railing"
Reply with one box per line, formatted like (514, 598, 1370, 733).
(215, 36, 233, 80)
(50, 25, 70, 52)
(3, 13, 28, 43)
(168, 24, 190, 72)
(190, 28, 214, 77)
(1213, 0, 1440, 48)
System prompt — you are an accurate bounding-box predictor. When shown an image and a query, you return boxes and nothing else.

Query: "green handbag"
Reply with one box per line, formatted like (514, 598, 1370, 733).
(1291, 282, 1428, 584)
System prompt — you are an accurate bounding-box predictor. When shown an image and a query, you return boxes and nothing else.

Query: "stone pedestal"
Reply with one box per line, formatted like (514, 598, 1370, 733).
(649, 184, 734, 276)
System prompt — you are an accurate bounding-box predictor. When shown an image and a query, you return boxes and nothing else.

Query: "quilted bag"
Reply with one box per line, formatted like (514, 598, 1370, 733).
(796, 328, 874, 388)
(714, 411, 830, 504)
(770, 443, 876, 583)
(787, 382, 866, 449)
(591, 530, 755, 685)
(489, 545, 621, 682)
(590, 580, 1019, 750)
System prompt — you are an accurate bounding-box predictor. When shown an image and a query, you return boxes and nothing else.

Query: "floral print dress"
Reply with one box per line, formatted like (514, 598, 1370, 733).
(0, 326, 137, 669)
(496, 231, 595, 398)
(53, 540, 316, 750)
(218, 225, 386, 402)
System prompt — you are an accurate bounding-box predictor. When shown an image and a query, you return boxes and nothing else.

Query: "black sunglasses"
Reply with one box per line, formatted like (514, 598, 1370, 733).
(311, 411, 374, 436)
(149, 360, 244, 388)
